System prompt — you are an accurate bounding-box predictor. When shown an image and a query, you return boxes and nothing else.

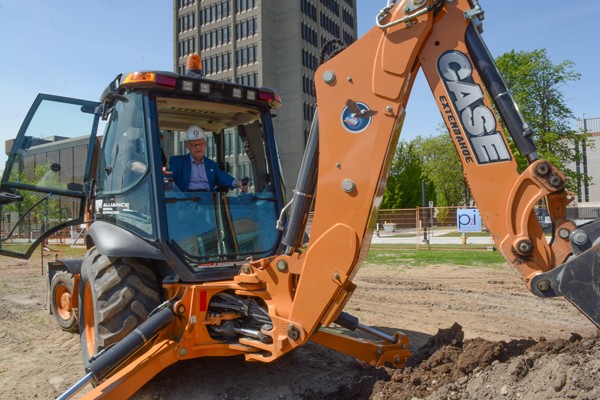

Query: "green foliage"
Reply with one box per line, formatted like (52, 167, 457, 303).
(2, 163, 67, 233)
(381, 141, 426, 209)
(381, 129, 469, 210)
(413, 130, 470, 207)
(495, 49, 591, 189)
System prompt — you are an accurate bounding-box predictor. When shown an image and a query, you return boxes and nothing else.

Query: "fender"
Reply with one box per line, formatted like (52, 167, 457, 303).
(86, 221, 167, 261)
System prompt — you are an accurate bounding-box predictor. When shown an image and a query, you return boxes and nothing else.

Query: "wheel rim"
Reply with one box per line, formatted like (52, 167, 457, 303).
(54, 284, 72, 320)
(83, 281, 96, 357)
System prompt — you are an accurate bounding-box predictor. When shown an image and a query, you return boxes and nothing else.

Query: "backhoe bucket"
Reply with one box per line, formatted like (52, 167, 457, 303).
(531, 241, 600, 328)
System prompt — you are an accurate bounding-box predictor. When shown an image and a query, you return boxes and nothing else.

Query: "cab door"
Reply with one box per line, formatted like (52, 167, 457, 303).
(0, 94, 101, 258)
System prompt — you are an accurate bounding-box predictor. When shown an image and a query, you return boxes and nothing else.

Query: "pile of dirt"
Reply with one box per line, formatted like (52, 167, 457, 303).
(371, 323, 600, 400)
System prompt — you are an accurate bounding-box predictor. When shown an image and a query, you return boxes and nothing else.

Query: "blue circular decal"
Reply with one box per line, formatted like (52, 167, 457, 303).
(341, 101, 373, 133)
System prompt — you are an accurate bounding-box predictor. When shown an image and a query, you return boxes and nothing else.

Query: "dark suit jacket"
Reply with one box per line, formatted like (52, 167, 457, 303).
(168, 155, 235, 191)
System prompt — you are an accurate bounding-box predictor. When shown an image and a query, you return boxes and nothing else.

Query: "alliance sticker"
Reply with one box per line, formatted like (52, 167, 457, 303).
(94, 199, 131, 215)
(341, 100, 375, 133)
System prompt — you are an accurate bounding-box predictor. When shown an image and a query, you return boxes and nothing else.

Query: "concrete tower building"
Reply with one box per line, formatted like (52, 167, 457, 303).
(173, 0, 358, 193)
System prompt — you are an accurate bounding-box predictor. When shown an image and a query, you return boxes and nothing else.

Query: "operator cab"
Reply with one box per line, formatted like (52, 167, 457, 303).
(0, 57, 285, 281)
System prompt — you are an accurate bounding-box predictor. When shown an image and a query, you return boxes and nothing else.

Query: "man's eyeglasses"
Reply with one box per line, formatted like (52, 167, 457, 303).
(187, 141, 207, 149)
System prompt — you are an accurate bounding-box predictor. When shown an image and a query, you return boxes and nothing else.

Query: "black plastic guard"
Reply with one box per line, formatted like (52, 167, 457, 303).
(531, 243, 600, 328)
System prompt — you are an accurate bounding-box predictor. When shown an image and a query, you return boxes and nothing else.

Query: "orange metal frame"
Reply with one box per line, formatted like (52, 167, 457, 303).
(83, 1, 574, 397)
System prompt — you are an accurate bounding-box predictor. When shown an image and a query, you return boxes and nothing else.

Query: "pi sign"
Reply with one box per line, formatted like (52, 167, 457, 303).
(457, 208, 482, 233)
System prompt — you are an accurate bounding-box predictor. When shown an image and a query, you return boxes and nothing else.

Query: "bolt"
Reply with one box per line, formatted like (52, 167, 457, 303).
(558, 228, 570, 239)
(288, 325, 300, 341)
(179, 347, 188, 357)
(333, 273, 340, 280)
(404, 6, 411, 13)
(535, 162, 551, 178)
(395, 356, 402, 364)
(571, 230, 588, 246)
(386, 105, 394, 114)
(322, 70, 336, 84)
(342, 179, 355, 193)
(177, 304, 186, 314)
(346, 76, 353, 82)
(376, 347, 383, 355)
(517, 239, 533, 255)
(276, 259, 288, 272)
(536, 279, 551, 292)
(336, 162, 341, 168)
(242, 265, 251, 274)
(548, 173, 564, 188)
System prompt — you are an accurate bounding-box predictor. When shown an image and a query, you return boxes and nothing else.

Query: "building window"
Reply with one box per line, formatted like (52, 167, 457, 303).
(235, 0, 256, 13)
(178, 13, 197, 33)
(342, 8, 354, 29)
(320, 0, 340, 16)
(236, 72, 258, 87)
(200, 0, 231, 25)
(178, 0, 196, 9)
(301, 22, 318, 47)
(343, 30, 355, 46)
(320, 11, 340, 38)
(203, 51, 232, 75)
(301, 0, 317, 22)
(235, 16, 257, 40)
(178, 37, 197, 58)
(303, 102, 315, 122)
(302, 49, 319, 71)
(236, 44, 258, 67)
(201, 25, 231, 50)
(302, 75, 315, 97)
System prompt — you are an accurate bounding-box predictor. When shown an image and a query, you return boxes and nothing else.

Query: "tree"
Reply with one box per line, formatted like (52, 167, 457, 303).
(495, 49, 590, 188)
(2, 163, 65, 240)
(413, 130, 471, 207)
(381, 141, 426, 209)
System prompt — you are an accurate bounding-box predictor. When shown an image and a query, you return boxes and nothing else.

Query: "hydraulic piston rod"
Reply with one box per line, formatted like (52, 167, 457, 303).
(57, 303, 174, 400)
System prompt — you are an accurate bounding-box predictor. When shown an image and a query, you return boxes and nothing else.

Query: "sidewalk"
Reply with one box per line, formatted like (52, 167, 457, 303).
(371, 230, 495, 246)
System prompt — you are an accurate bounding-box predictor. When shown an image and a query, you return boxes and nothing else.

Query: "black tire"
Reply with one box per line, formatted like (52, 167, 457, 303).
(78, 247, 160, 369)
(50, 271, 79, 333)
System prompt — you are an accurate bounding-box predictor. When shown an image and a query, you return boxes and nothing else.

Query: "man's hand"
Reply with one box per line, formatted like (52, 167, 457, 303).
(130, 161, 147, 174)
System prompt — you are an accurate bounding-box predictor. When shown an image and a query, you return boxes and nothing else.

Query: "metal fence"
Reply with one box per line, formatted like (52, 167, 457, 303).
(376, 204, 600, 233)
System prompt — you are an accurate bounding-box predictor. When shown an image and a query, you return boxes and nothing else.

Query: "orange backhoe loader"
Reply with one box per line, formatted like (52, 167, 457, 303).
(0, 1, 598, 398)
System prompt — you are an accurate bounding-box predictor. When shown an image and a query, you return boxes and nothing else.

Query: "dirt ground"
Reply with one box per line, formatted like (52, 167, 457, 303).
(0, 250, 597, 400)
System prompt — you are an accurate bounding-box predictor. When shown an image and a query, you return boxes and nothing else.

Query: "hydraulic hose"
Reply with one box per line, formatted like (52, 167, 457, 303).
(281, 109, 319, 253)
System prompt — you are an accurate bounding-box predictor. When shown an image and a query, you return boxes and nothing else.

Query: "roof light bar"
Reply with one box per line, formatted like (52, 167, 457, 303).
(182, 80, 194, 91)
(155, 75, 176, 88)
(123, 72, 155, 84)
(200, 82, 211, 94)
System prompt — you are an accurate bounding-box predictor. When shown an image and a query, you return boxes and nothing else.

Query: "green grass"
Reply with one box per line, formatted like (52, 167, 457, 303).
(0, 244, 86, 259)
(366, 247, 505, 267)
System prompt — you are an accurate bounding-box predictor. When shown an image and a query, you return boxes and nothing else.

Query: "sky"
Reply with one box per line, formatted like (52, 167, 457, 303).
(1, 1, 599, 167)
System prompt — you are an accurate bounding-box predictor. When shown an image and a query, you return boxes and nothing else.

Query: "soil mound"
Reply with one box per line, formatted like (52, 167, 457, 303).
(372, 323, 600, 400)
